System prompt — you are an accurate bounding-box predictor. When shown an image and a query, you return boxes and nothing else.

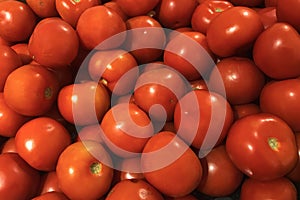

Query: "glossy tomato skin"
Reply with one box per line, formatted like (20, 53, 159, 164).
(76, 5, 126, 50)
(256, 6, 277, 29)
(11, 43, 33, 65)
(28, 17, 79, 68)
(0, 1, 37, 42)
(209, 57, 265, 105)
(206, 6, 264, 57)
(0, 153, 41, 199)
(26, 0, 59, 18)
(3, 64, 60, 116)
(55, 0, 100, 27)
(253, 23, 300, 80)
(260, 78, 300, 132)
(240, 177, 297, 200)
(226, 113, 298, 181)
(32, 191, 70, 200)
(104, 1, 128, 21)
(276, 0, 300, 32)
(232, 103, 261, 120)
(191, 0, 234, 34)
(15, 117, 72, 171)
(197, 145, 244, 197)
(115, 0, 160, 17)
(1, 137, 17, 153)
(56, 141, 114, 200)
(106, 179, 164, 200)
(287, 132, 300, 183)
(38, 171, 62, 195)
(157, 0, 198, 29)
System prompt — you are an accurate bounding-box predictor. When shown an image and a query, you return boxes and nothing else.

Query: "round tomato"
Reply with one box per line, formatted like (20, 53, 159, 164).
(0, 1, 37, 42)
(1, 137, 17, 153)
(256, 6, 277, 29)
(11, 43, 33, 65)
(32, 191, 69, 200)
(56, 141, 114, 199)
(276, 0, 300, 32)
(3, 64, 60, 116)
(77, 124, 104, 143)
(115, 0, 160, 17)
(232, 103, 261, 120)
(118, 157, 145, 181)
(28, 17, 79, 68)
(26, 0, 59, 18)
(38, 171, 62, 195)
(104, 1, 128, 21)
(226, 113, 298, 181)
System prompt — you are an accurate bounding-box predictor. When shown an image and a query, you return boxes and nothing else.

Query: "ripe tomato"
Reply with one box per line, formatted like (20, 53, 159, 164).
(209, 57, 265, 105)
(118, 157, 145, 181)
(104, 1, 128, 21)
(226, 113, 298, 181)
(0, 153, 41, 200)
(206, 6, 264, 57)
(88, 49, 139, 96)
(106, 179, 164, 200)
(101, 103, 154, 158)
(56, 141, 114, 199)
(76, 5, 126, 50)
(0, 45, 22, 92)
(141, 131, 202, 197)
(1, 137, 17, 153)
(77, 124, 104, 143)
(191, 0, 234, 34)
(57, 81, 110, 126)
(115, 0, 160, 17)
(38, 171, 62, 195)
(55, 0, 100, 27)
(32, 191, 69, 200)
(256, 6, 277, 29)
(287, 132, 300, 183)
(11, 43, 33, 65)
(232, 103, 261, 120)
(253, 23, 300, 80)
(240, 177, 297, 200)
(157, 0, 198, 29)
(3, 64, 60, 116)
(0, 1, 37, 42)
(26, 0, 59, 18)
(276, 0, 300, 32)
(174, 89, 233, 150)
(28, 17, 79, 68)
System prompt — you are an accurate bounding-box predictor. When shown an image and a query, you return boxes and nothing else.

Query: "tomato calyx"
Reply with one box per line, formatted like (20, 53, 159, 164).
(90, 162, 103, 176)
(215, 8, 223, 12)
(44, 87, 53, 99)
(268, 137, 280, 152)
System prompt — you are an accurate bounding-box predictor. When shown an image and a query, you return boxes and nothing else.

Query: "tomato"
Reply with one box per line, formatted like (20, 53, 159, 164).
(141, 131, 202, 197)
(232, 103, 261, 120)
(0, 153, 41, 199)
(226, 113, 298, 181)
(287, 132, 300, 183)
(88, 49, 139, 96)
(101, 103, 154, 158)
(197, 145, 244, 197)
(209, 57, 265, 105)
(28, 17, 79, 69)
(76, 5, 126, 50)
(191, 0, 234, 34)
(106, 179, 164, 200)
(115, 0, 160, 17)
(189, 79, 208, 90)
(57, 81, 110, 126)
(4, 64, 60, 116)
(228, 0, 264, 6)
(134, 66, 188, 122)
(118, 157, 145, 181)
(157, 0, 198, 29)
(240, 177, 297, 200)
(38, 171, 62, 195)
(277, 0, 300, 32)
(0, 35, 12, 46)
(0, 1, 37, 42)
(77, 124, 104, 143)
(15, 117, 71, 171)
(104, 1, 128, 21)
(164, 31, 215, 81)
(26, 0, 59, 18)
(32, 191, 69, 200)
(0, 45, 22, 92)
(206, 6, 264, 57)
(125, 15, 166, 64)
(256, 6, 277, 29)
(253, 23, 300, 79)
(56, 141, 114, 199)
(1, 137, 17, 153)
(55, 0, 100, 27)
(11, 43, 33, 65)
(174, 89, 233, 150)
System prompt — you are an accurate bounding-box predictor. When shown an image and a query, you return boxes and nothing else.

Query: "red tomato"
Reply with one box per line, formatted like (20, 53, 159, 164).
(15, 117, 72, 171)
(253, 23, 300, 79)
(11, 43, 33, 65)
(76, 5, 126, 50)
(197, 145, 244, 197)
(277, 0, 300, 32)
(191, 0, 234, 34)
(32, 191, 69, 200)
(240, 177, 297, 200)
(26, 0, 59, 18)
(226, 113, 298, 181)
(104, 1, 128, 21)
(189, 79, 208, 90)
(141, 131, 202, 197)
(209, 57, 265, 105)
(0, 1, 37, 42)
(232, 103, 261, 120)
(1, 137, 17, 153)
(28, 17, 79, 68)
(0, 153, 41, 199)
(38, 171, 62, 195)
(260, 78, 300, 132)
(55, 0, 100, 27)
(174, 89, 233, 150)
(287, 132, 300, 183)
(256, 6, 277, 29)
(56, 141, 114, 199)
(206, 6, 264, 57)
(118, 157, 145, 181)
(3, 64, 60, 116)
(77, 124, 104, 143)
(157, 0, 198, 29)
(57, 81, 110, 126)
(115, 0, 160, 17)
(0, 35, 12, 46)
(106, 179, 164, 200)
(88, 49, 139, 96)
(0, 45, 22, 92)
(101, 103, 154, 157)
(228, 0, 264, 6)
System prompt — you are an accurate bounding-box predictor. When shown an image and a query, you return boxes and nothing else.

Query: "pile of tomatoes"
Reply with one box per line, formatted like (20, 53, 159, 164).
(0, 0, 300, 199)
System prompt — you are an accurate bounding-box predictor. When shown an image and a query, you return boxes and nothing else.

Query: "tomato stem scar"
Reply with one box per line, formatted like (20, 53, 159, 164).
(268, 137, 280, 151)
(44, 87, 53, 99)
(215, 8, 223, 12)
(90, 162, 102, 175)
